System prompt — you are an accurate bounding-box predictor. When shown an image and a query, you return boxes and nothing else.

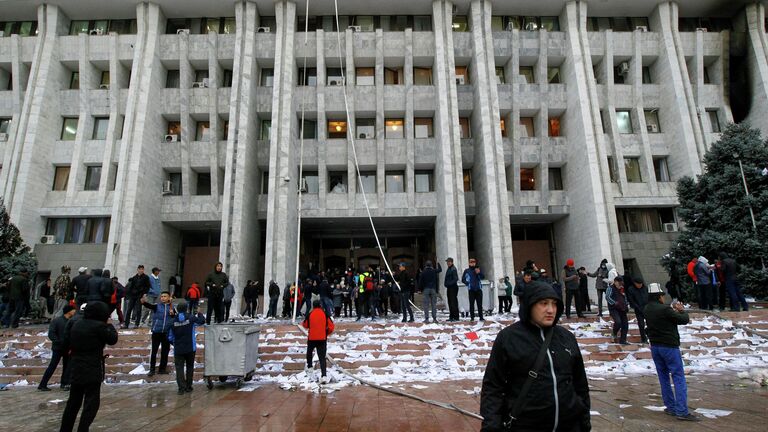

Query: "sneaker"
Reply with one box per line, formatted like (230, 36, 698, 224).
(147, 370, 156, 377)
(320, 376, 330, 384)
(37, 386, 51, 392)
(408, 318, 414, 323)
(423, 320, 430, 324)
(676, 414, 700, 422)
(663, 408, 676, 417)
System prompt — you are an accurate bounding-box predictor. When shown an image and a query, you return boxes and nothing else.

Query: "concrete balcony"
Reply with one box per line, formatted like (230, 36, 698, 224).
(383, 192, 408, 209)
(518, 190, 541, 209)
(519, 31, 540, 57)
(254, 86, 273, 112)
(643, 84, 661, 107)
(456, 85, 474, 110)
(52, 141, 75, 164)
(547, 84, 567, 108)
(648, 133, 669, 155)
(326, 139, 349, 166)
(413, 86, 437, 112)
(88, 89, 111, 113)
(294, 32, 317, 58)
(323, 32, 345, 58)
(412, 32, 435, 58)
(352, 32, 376, 58)
(161, 195, 223, 222)
(587, 32, 605, 54)
(354, 86, 376, 112)
(452, 32, 472, 59)
(413, 138, 436, 166)
(497, 84, 512, 110)
(59, 90, 79, 112)
(188, 141, 218, 168)
(697, 84, 723, 107)
(117, 35, 136, 61)
(619, 134, 643, 155)
(82, 140, 106, 164)
(0, 91, 14, 114)
(160, 141, 181, 168)
(546, 32, 567, 56)
(414, 192, 437, 209)
(383, 85, 406, 111)
(216, 34, 236, 58)
(461, 138, 474, 165)
(187, 35, 212, 61)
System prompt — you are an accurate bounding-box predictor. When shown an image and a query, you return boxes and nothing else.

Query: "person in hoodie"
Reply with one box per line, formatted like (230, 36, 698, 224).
(59, 301, 118, 432)
(588, 259, 609, 316)
(627, 277, 650, 344)
(561, 259, 583, 319)
(418, 260, 442, 323)
(317, 278, 334, 318)
(480, 281, 590, 432)
(222, 281, 235, 322)
(204, 262, 228, 324)
(242, 280, 257, 319)
(267, 280, 280, 318)
(462, 258, 485, 321)
(184, 282, 202, 314)
(694, 256, 714, 310)
(167, 302, 205, 395)
(70, 267, 91, 308)
(718, 252, 749, 312)
(606, 276, 630, 345)
(141, 291, 176, 376)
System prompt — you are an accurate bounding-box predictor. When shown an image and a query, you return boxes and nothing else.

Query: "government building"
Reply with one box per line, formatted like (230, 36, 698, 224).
(1, 0, 767, 308)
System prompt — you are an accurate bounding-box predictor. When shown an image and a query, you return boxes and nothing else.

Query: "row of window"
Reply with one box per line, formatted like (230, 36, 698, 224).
(69, 19, 137, 35)
(616, 208, 676, 233)
(297, 15, 433, 32)
(45, 217, 110, 244)
(164, 69, 234, 88)
(52, 165, 114, 192)
(59, 117, 124, 141)
(601, 108, 721, 134)
(0, 21, 37, 37)
(607, 157, 671, 183)
(166, 17, 237, 35)
(261, 170, 432, 194)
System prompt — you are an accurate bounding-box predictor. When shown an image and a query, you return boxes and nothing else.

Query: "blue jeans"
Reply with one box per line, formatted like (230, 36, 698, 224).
(651, 345, 689, 416)
(3, 299, 25, 327)
(268, 298, 278, 317)
(322, 297, 334, 317)
(725, 280, 749, 311)
(422, 288, 437, 321)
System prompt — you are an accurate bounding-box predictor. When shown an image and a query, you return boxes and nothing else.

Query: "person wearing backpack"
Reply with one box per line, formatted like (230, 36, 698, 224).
(356, 267, 375, 321)
(606, 276, 630, 345)
(302, 299, 335, 384)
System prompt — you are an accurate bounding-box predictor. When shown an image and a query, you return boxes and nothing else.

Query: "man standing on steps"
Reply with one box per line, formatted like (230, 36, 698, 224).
(444, 258, 459, 322)
(396, 263, 414, 323)
(123, 265, 150, 329)
(204, 262, 228, 324)
(140, 267, 162, 326)
(38, 305, 76, 391)
(480, 281, 590, 431)
(418, 260, 441, 324)
(462, 258, 485, 321)
(141, 291, 175, 377)
(644, 283, 699, 422)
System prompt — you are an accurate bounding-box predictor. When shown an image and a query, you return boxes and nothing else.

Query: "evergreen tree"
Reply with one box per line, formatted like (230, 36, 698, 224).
(664, 123, 768, 300)
(0, 199, 37, 282)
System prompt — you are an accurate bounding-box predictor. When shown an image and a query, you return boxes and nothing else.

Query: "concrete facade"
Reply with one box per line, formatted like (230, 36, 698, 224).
(1, 0, 766, 312)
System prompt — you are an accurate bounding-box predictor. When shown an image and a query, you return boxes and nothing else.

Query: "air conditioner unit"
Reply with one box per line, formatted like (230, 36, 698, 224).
(176, 29, 189, 35)
(695, 27, 708, 32)
(201, 78, 210, 87)
(0, 133, 8, 141)
(455, 76, 465, 85)
(359, 133, 371, 139)
(99, 84, 110, 90)
(89, 29, 104, 36)
(635, 25, 648, 32)
(525, 22, 538, 31)
(329, 79, 343, 86)
(348, 25, 361, 32)
(647, 124, 659, 133)
(257, 26, 271, 33)
(164, 134, 179, 142)
(192, 81, 205, 88)
(162, 180, 173, 195)
(617, 61, 630, 76)
(40, 235, 56, 244)
(506, 22, 516, 31)
(663, 222, 678, 233)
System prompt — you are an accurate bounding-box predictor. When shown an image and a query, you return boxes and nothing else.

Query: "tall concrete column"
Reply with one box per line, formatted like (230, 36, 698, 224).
(432, 0, 468, 297)
(466, 0, 513, 285)
(742, 3, 768, 136)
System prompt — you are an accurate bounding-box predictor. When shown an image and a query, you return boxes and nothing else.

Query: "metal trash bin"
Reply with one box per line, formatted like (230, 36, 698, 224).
(203, 323, 260, 389)
(457, 280, 496, 316)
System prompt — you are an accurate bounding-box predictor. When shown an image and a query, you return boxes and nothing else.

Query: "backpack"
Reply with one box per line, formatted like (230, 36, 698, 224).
(364, 275, 374, 292)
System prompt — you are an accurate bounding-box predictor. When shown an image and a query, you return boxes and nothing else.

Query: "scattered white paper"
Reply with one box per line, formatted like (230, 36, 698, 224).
(694, 408, 732, 419)
(644, 405, 666, 412)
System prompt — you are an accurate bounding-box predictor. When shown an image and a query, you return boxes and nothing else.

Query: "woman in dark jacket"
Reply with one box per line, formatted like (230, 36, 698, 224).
(59, 301, 118, 432)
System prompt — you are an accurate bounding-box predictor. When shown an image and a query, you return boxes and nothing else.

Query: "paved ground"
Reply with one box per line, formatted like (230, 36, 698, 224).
(2, 371, 766, 431)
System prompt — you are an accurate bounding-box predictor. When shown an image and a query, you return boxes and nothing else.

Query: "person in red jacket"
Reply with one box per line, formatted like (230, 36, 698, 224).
(184, 283, 202, 313)
(686, 257, 699, 307)
(302, 299, 335, 383)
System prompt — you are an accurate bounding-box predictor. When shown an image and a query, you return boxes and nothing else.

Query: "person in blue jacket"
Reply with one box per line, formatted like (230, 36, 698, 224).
(141, 291, 175, 376)
(462, 258, 485, 321)
(168, 302, 205, 394)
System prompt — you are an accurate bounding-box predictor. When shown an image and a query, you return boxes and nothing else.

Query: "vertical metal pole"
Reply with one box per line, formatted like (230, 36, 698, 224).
(737, 158, 766, 271)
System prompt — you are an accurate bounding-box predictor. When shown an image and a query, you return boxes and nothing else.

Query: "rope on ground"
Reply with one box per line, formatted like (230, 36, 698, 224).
(691, 308, 768, 341)
(294, 324, 483, 421)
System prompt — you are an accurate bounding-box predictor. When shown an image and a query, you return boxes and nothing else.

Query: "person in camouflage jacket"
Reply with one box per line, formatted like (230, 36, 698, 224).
(52, 266, 72, 317)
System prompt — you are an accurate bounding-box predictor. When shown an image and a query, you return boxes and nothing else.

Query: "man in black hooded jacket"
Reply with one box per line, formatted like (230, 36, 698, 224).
(59, 301, 118, 432)
(480, 281, 590, 431)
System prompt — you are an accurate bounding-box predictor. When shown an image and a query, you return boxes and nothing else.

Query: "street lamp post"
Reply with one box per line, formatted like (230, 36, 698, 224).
(735, 154, 766, 271)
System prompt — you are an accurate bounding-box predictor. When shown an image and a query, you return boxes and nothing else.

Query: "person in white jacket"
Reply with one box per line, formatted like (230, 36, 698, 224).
(603, 262, 619, 287)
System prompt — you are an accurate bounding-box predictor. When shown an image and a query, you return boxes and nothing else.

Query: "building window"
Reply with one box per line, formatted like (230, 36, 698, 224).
(328, 120, 348, 139)
(92, 117, 109, 140)
(302, 172, 319, 194)
(495, 67, 506, 84)
(414, 67, 433, 85)
(644, 110, 660, 133)
(194, 70, 209, 85)
(607, 157, 617, 183)
(457, 118, 471, 139)
(260, 68, 274, 86)
(547, 67, 561, 84)
(642, 66, 652, 84)
(52, 166, 70, 191)
(84, 165, 101, 191)
(463, 169, 473, 191)
(358, 172, 376, 193)
(414, 118, 433, 138)
(385, 119, 404, 139)
(261, 171, 270, 194)
(616, 208, 674, 233)
(520, 117, 535, 137)
(356, 67, 374, 85)
(70, 72, 80, 89)
(301, 119, 317, 139)
(166, 70, 180, 88)
(653, 157, 670, 182)
(107, 19, 137, 34)
(260, 120, 271, 140)
(195, 171, 211, 195)
(548, 117, 561, 137)
(385, 171, 405, 193)
(520, 168, 536, 190)
(415, 170, 434, 192)
(703, 66, 712, 84)
(351, 16, 375, 31)
(540, 17, 560, 31)
(455, 66, 469, 85)
(520, 66, 535, 84)
(61, 118, 79, 140)
(222, 69, 233, 87)
(616, 110, 633, 134)
(327, 68, 345, 86)
(500, 119, 508, 137)
(329, 171, 348, 193)
(222, 120, 229, 140)
(0, 21, 38, 37)
(414, 16, 432, 31)
(356, 118, 375, 139)
(166, 121, 181, 136)
(0, 118, 10, 134)
(452, 15, 469, 32)
(624, 157, 643, 183)
(384, 67, 404, 85)
(69, 20, 90, 35)
(195, 121, 210, 141)
(100, 71, 110, 87)
(168, 172, 182, 195)
(45, 217, 111, 244)
(707, 110, 721, 132)
(298, 67, 317, 86)
(548, 168, 563, 190)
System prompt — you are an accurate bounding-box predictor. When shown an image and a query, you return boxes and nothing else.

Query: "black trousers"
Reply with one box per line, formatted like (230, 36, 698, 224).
(59, 382, 101, 432)
(174, 352, 195, 391)
(123, 297, 141, 327)
(597, 289, 606, 315)
(223, 300, 232, 322)
(306, 340, 328, 377)
(579, 286, 591, 311)
(446, 286, 459, 320)
(243, 298, 256, 318)
(206, 296, 224, 324)
(40, 350, 69, 388)
(698, 284, 714, 310)
(468, 290, 483, 320)
(634, 308, 647, 342)
(150, 332, 170, 372)
(565, 289, 583, 318)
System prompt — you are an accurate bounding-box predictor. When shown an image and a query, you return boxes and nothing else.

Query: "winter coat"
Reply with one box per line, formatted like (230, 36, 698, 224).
(126, 273, 150, 299)
(185, 284, 201, 300)
(85, 270, 111, 303)
(48, 314, 70, 352)
(205, 268, 229, 299)
(395, 270, 412, 292)
(243, 283, 256, 301)
(602, 263, 618, 286)
(62, 301, 118, 386)
(504, 281, 513, 297)
(318, 280, 333, 299)
(148, 274, 162, 296)
(269, 282, 280, 299)
(721, 257, 739, 282)
(462, 267, 484, 291)
(561, 267, 579, 291)
(444, 265, 459, 288)
(480, 282, 590, 432)
(302, 307, 334, 341)
(7, 275, 27, 301)
(168, 311, 205, 355)
(606, 284, 627, 311)
(142, 302, 175, 333)
(626, 284, 649, 312)
(418, 264, 440, 291)
(332, 287, 343, 308)
(694, 258, 712, 285)
(54, 273, 72, 300)
(70, 274, 91, 300)
(587, 264, 609, 291)
(644, 301, 689, 348)
(223, 283, 235, 302)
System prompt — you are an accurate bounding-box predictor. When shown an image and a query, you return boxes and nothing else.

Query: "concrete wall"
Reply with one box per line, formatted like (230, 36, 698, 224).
(34, 243, 108, 275)
(619, 231, 679, 286)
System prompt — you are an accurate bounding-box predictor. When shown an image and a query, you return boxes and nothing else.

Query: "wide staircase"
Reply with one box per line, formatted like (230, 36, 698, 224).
(2, 310, 767, 386)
